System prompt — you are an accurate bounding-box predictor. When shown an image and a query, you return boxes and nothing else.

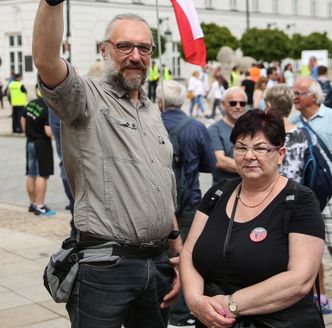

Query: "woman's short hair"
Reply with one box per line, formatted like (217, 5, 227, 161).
(255, 77, 268, 90)
(264, 84, 293, 117)
(230, 109, 285, 147)
(156, 80, 186, 108)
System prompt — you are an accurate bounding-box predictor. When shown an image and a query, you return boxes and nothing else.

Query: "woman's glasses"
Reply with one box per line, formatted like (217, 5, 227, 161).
(233, 145, 280, 156)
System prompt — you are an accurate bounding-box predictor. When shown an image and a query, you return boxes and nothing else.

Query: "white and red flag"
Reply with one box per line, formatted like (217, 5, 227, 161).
(170, 0, 206, 67)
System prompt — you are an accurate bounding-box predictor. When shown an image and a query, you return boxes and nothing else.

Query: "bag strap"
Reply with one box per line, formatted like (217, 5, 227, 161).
(300, 116, 332, 163)
(169, 116, 193, 136)
(316, 273, 323, 315)
(301, 126, 313, 146)
(222, 184, 241, 294)
(283, 179, 323, 315)
(207, 178, 241, 209)
(169, 116, 193, 161)
(283, 179, 299, 235)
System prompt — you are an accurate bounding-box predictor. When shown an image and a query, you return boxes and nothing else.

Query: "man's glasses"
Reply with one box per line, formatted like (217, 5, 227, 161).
(293, 91, 312, 97)
(232, 145, 280, 156)
(228, 101, 247, 107)
(104, 40, 155, 55)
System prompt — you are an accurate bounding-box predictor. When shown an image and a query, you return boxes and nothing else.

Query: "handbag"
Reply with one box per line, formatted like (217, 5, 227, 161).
(187, 90, 195, 99)
(197, 182, 325, 328)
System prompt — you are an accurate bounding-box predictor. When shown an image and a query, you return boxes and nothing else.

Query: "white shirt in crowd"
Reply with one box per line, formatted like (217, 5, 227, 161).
(188, 76, 205, 97)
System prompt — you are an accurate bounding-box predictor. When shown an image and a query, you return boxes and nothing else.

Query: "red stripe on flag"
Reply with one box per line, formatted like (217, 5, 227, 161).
(170, 0, 206, 67)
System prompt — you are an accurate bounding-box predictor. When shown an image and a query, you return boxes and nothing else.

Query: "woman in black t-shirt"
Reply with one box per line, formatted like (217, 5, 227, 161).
(180, 110, 325, 328)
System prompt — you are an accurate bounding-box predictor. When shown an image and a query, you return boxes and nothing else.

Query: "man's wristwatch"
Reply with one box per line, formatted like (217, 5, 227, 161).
(226, 294, 239, 317)
(45, 0, 66, 6)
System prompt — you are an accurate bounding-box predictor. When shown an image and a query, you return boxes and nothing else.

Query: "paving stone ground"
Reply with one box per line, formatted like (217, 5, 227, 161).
(0, 203, 71, 240)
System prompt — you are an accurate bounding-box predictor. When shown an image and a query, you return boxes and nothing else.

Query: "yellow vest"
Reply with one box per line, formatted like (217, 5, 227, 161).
(300, 64, 311, 77)
(163, 68, 172, 80)
(148, 65, 159, 81)
(9, 81, 28, 106)
(230, 71, 240, 87)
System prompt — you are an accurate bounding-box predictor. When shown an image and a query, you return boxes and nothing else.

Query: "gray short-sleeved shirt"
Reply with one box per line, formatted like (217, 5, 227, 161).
(208, 119, 239, 182)
(38, 61, 176, 243)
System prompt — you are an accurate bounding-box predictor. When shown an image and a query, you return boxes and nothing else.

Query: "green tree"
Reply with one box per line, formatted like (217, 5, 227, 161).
(151, 27, 166, 58)
(305, 32, 332, 56)
(289, 32, 332, 59)
(240, 28, 290, 62)
(288, 33, 307, 59)
(177, 23, 239, 62)
(201, 23, 239, 61)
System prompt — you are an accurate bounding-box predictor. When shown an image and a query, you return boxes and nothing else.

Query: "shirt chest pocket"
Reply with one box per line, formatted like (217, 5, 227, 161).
(100, 107, 138, 130)
(99, 107, 141, 159)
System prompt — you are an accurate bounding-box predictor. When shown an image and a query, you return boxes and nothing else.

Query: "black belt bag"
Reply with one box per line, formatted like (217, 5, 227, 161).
(44, 235, 168, 303)
(79, 233, 168, 258)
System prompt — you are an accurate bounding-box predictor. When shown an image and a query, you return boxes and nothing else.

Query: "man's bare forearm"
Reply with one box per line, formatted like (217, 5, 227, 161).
(33, 0, 67, 88)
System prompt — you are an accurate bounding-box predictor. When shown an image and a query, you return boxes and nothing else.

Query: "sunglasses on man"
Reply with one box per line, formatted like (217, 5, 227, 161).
(228, 101, 247, 107)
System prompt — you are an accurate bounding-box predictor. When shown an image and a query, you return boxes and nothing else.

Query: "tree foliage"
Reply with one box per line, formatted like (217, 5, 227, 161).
(175, 22, 332, 63)
(289, 32, 332, 59)
(240, 28, 290, 62)
(288, 33, 307, 59)
(151, 27, 166, 58)
(201, 23, 239, 61)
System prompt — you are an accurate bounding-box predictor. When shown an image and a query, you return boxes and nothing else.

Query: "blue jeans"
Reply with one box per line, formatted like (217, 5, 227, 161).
(27, 142, 39, 177)
(189, 95, 205, 115)
(66, 252, 174, 328)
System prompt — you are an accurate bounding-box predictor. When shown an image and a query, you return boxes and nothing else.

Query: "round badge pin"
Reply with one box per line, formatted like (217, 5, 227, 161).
(249, 227, 267, 243)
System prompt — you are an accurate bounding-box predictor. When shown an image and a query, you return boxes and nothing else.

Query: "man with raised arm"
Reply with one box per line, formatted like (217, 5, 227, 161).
(33, 1, 181, 327)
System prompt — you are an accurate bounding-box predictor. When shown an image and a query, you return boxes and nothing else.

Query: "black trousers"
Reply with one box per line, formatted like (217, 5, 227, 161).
(12, 106, 24, 133)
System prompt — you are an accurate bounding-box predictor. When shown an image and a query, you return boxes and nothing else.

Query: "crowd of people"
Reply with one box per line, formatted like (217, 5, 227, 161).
(1, 1, 332, 327)
(187, 56, 332, 122)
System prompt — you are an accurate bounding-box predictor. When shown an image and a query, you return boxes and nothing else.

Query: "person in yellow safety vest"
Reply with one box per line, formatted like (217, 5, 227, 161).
(229, 65, 241, 87)
(8, 73, 28, 133)
(148, 61, 159, 102)
(162, 64, 172, 81)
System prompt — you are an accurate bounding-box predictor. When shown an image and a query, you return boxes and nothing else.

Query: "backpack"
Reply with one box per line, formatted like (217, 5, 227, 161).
(318, 80, 332, 105)
(168, 117, 193, 216)
(301, 124, 332, 211)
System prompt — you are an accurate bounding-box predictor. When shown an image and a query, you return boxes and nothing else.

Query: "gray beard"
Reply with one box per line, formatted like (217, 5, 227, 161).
(103, 56, 147, 91)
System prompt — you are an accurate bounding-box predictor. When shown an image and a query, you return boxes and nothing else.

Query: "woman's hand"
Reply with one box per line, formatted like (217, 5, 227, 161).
(193, 295, 237, 328)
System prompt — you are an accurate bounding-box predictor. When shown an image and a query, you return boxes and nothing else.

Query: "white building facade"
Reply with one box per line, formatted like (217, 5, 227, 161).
(1, 0, 332, 86)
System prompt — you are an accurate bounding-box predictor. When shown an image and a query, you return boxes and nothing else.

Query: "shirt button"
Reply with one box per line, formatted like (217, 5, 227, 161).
(157, 186, 161, 191)
(144, 131, 147, 136)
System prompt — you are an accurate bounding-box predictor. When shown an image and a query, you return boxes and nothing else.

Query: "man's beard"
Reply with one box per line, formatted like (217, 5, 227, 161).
(103, 55, 148, 91)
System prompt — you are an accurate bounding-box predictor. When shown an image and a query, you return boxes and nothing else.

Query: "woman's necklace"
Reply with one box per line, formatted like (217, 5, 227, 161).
(238, 176, 280, 209)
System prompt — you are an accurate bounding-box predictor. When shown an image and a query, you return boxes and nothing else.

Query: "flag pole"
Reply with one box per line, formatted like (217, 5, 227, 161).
(155, 0, 165, 111)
